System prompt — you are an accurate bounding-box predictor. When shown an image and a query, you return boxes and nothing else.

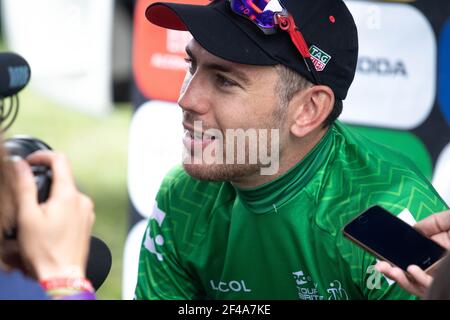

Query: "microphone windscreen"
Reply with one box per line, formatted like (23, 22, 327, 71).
(86, 236, 112, 291)
(0, 52, 31, 97)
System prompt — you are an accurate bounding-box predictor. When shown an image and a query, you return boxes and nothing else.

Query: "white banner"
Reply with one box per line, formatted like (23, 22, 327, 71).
(2, 0, 115, 115)
(342, 1, 436, 130)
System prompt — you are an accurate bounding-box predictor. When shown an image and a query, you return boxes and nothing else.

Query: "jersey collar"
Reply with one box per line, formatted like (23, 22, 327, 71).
(234, 125, 334, 214)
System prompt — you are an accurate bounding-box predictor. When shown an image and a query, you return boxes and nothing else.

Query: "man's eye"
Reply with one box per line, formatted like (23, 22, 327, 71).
(184, 58, 195, 73)
(215, 74, 236, 88)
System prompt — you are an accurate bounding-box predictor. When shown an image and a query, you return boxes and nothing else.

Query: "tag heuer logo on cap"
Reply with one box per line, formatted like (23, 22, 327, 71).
(309, 45, 331, 72)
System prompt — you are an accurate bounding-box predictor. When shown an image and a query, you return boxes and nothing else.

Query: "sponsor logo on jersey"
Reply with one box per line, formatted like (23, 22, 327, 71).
(327, 280, 349, 300)
(292, 270, 324, 300)
(292, 270, 349, 300)
(210, 280, 252, 293)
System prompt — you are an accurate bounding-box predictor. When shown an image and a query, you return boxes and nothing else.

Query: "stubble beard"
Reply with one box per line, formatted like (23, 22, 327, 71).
(183, 102, 287, 183)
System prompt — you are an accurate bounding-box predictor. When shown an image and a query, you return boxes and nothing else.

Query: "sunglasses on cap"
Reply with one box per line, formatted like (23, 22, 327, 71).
(227, 0, 320, 84)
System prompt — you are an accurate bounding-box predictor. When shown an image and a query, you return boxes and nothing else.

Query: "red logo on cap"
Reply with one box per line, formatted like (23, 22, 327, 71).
(309, 45, 332, 72)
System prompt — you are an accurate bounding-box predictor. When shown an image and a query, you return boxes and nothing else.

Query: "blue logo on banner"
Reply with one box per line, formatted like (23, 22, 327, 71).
(439, 19, 450, 125)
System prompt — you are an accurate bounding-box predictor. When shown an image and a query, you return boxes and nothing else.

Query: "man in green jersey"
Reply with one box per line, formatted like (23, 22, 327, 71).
(135, 0, 449, 300)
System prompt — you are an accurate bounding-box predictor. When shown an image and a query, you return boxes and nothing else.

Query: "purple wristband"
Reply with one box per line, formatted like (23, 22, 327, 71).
(59, 291, 96, 300)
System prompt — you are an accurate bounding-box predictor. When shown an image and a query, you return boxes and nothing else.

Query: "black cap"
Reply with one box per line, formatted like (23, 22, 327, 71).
(146, 0, 358, 100)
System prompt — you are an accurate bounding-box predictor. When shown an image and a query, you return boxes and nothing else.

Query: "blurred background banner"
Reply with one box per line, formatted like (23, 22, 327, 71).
(2, 0, 115, 115)
(133, 0, 195, 102)
(343, 1, 436, 130)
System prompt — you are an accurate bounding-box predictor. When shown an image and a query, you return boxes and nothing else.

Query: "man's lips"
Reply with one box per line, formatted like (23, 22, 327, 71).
(182, 122, 217, 140)
(182, 123, 217, 152)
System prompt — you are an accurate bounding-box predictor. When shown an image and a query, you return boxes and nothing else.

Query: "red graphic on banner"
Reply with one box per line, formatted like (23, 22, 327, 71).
(133, 0, 208, 102)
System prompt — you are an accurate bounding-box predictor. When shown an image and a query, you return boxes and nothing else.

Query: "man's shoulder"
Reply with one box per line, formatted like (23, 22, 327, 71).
(329, 122, 435, 190)
(312, 122, 448, 235)
(332, 121, 424, 171)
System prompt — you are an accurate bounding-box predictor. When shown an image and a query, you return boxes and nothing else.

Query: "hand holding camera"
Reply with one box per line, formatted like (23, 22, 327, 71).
(11, 149, 95, 280)
(0, 52, 108, 297)
(2, 133, 96, 283)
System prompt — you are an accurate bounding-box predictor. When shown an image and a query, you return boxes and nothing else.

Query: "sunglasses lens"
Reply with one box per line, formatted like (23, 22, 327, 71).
(230, 0, 284, 30)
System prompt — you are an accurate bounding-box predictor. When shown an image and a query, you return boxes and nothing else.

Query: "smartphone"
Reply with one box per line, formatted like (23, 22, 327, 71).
(342, 205, 446, 273)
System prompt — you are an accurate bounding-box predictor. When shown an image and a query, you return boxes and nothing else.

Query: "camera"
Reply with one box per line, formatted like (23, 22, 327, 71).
(3, 136, 53, 240)
(4, 136, 53, 203)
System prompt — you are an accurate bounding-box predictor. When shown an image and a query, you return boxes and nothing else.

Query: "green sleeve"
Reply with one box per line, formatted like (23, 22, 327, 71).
(135, 168, 202, 300)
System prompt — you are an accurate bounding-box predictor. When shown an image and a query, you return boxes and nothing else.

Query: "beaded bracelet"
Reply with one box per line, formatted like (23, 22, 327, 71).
(40, 277, 94, 293)
(40, 277, 96, 299)
(45, 289, 96, 300)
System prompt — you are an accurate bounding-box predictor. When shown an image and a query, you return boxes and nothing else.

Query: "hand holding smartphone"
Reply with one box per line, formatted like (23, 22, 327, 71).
(342, 206, 446, 273)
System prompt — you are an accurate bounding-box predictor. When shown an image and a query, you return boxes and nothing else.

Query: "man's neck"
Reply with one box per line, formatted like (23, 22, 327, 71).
(232, 126, 330, 189)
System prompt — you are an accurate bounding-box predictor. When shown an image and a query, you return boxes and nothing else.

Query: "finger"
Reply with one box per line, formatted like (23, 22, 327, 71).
(414, 211, 450, 237)
(26, 151, 77, 196)
(13, 159, 39, 213)
(80, 194, 96, 225)
(388, 267, 426, 297)
(375, 261, 393, 274)
(375, 262, 396, 283)
(80, 194, 95, 210)
(377, 263, 406, 283)
(375, 261, 428, 297)
(407, 265, 433, 288)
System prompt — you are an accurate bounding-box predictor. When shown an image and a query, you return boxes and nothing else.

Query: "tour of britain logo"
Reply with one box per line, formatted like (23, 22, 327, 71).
(309, 45, 331, 72)
(292, 270, 349, 300)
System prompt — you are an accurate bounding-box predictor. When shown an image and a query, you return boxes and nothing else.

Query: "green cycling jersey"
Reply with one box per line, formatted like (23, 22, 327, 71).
(135, 121, 448, 300)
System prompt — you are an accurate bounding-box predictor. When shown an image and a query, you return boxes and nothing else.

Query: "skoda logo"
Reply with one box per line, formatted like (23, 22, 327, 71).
(357, 57, 408, 76)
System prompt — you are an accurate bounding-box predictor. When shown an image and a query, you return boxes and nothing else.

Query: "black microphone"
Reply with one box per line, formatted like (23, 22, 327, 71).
(0, 52, 31, 132)
(0, 52, 31, 98)
(87, 236, 112, 291)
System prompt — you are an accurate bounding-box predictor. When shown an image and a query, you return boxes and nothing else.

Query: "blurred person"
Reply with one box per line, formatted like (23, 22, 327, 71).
(135, 0, 448, 300)
(0, 146, 96, 300)
(375, 210, 450, 299)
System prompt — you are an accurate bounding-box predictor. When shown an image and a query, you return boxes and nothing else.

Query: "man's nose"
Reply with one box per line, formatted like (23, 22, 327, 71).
(177, 72, 210, 115)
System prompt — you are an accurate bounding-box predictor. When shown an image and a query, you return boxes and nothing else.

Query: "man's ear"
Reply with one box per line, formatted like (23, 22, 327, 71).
(290, 85, 334, 138)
